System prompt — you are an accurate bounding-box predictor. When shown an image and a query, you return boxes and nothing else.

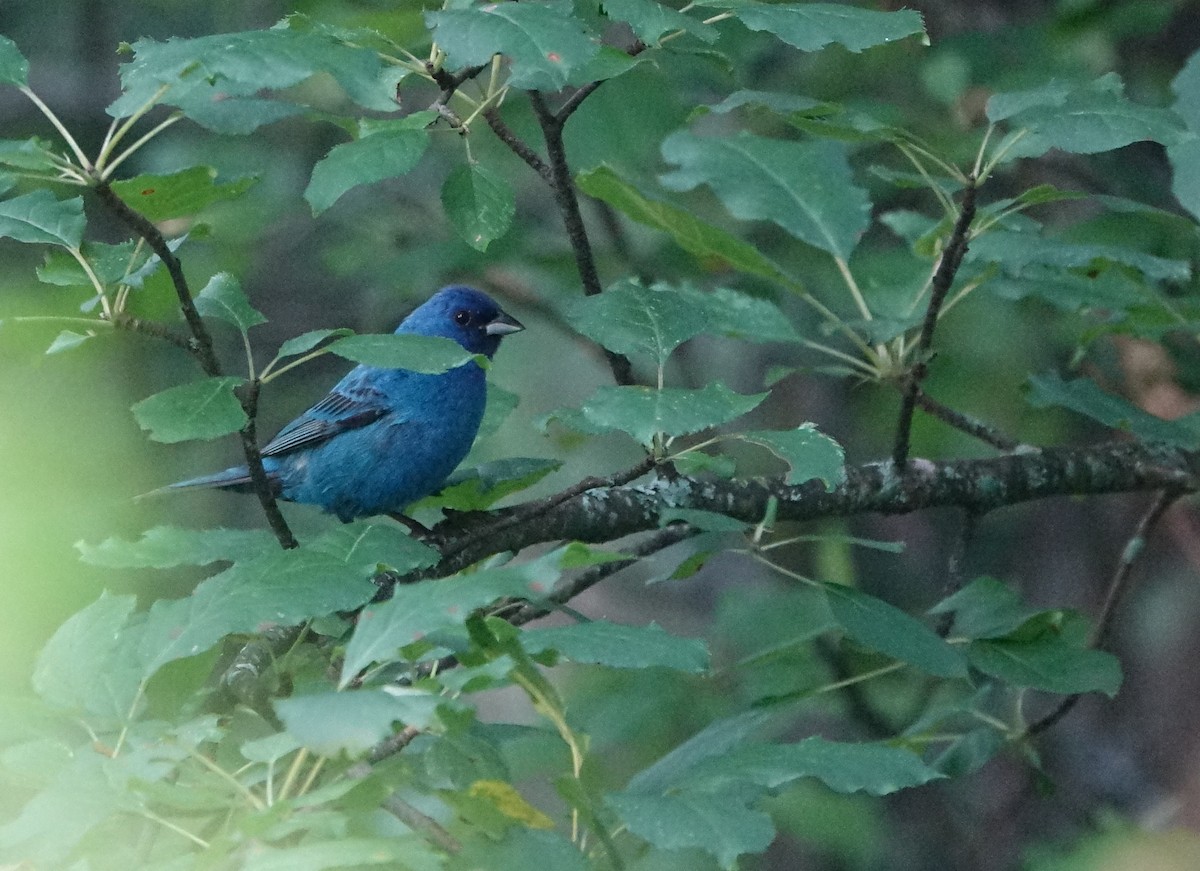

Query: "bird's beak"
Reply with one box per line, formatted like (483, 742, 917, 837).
(485, 310, 525, 336)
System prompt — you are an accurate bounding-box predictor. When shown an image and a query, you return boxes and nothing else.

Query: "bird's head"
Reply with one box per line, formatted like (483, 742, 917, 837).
(398, 285, 524, 358)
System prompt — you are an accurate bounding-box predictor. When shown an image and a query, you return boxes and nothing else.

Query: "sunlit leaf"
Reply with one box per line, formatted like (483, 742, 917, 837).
(700, 1, 926, 53)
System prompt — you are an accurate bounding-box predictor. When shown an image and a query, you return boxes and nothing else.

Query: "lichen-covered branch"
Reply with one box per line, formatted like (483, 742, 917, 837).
(431, 440, 1198, 574)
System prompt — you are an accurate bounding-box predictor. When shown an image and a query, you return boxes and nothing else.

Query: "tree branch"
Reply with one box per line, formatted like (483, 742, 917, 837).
(893, 177, 979, 468)
(429, 441, 1198, 575)
(483, 107, 553, 183)
(92, 182, 297, 550)
(1027, 488, 1181, 736)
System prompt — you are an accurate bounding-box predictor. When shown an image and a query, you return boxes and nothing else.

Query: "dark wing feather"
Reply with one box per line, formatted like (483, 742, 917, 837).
(261, 382, 390, 457)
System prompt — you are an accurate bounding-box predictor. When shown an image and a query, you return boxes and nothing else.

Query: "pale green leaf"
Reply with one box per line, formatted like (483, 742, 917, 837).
(327, 332, 476, 373)
(77, 526, 276, 568)
(521, 621, 710, 672)
(430, 457, 562, 512)
(306, 521, 439, 574)
(569, 278, 711, 365)
(0, 190, 85, 248)
(0, 35, 29, 86)
(548, 382, 767, 446)
(576, 165, 793, 283)
(131, 376, 248, 443)
(109, 167, 257, 221)
(695, 737, 945, 795)
(427, 3, 599, 91)
(661, 131, 870, 259)
(704, 1, 926, 53)
(607, 790, 775, 869)
(1026, 372, 1200, 447)
(32, 593, 142, 725)
(138, 544, 378, 676)
(823, 583, 967, 678)
(272, 328, 353, 361)
(45, 330, 91, 355)
(0, 137, 60, 173)
(276, 688, 443, 756)
(305, 115, 433, 214)
(442, 162, 515, 251)
(742, 424, 845, 489)
(194, 272, 266, 333)
(986, 73, 1190, 160)
(601, 0, 716, 45)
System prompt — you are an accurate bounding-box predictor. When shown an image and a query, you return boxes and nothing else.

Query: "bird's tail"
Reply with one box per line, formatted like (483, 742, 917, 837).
(136, 466, 262, 500)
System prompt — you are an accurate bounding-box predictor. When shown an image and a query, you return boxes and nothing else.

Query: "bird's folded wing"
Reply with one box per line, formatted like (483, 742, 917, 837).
(261, 382, 391, 457)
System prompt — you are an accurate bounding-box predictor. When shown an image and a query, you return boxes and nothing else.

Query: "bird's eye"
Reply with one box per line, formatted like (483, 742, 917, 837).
(453, 309, 473, 327)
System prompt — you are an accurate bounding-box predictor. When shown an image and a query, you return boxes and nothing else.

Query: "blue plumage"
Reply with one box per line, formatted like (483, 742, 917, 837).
(169, 286, 523, 521)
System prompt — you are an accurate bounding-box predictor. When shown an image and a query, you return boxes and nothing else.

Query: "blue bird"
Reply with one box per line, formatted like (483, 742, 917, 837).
(169, 285, 524, 521)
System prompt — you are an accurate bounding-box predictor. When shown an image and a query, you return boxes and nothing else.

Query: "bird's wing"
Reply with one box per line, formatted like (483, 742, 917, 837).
(261, 380, 392, 457)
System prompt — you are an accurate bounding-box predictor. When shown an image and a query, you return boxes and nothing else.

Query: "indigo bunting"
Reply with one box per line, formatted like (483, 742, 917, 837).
(169, 285, 523, 521)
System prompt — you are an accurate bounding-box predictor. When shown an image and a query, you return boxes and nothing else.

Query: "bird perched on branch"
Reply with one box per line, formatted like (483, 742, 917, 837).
(168, 285, 524, 521)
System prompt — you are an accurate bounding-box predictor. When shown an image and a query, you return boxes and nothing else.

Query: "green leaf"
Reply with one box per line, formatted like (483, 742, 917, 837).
(576, 165, 793, 283)
(704, 1, 926, 53)
(742, 424, 845, 489)
(327, 332, 477, 373)
(0, 190, 85, 248)
(521, 621, 710, 672)
(442, 162, 515, 251)
(696, 737, 944, 796)
(986, 73, 1190, 160)
(431, 457, 562, 511)
(601, 0, 716, 45)
(1026, 372, 1200, 447)
(929, 577, 1044, 640)
(32, 593, 142, 725)
(968, 635, 1122, 697)
(77, 525, 277, 568)
(969, 229, 1190, 283)
(340, 548, 570, 685)
(627, 709, 774, 794)
(110, 28, 396, 131)
(548, 382, 767, 447)
(305, 115, 433, 214)
(306, 521, 439, 574)
(822, 583, 967, 678)
(607, 790, 775, 869)
(661, 131, 871, 260)
(275, 688, 443, 756)
(131, 376, 248, 443)
(272, 328, 353, 361)
(697, 286, 804, 343)
(0, 137, 60, 173)
(428, 3, 599, 91)
(194, 272, 266, 333)
(138, 543, 379, 676)
(0, 35, 29, 86)
(568, 279, 712, 366)
(108, 167, 257, 221)
(705, 89, 829, 117)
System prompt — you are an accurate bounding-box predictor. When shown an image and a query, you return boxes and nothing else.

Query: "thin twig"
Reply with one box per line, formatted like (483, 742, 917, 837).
(482, 107, 553, 183)
(892, 176, 978, 468)
(1027, 489, 1181, 736)
(528, 92, 633, 385)
(92, 182, 298, 550)
(913, 389, 1020, 452)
